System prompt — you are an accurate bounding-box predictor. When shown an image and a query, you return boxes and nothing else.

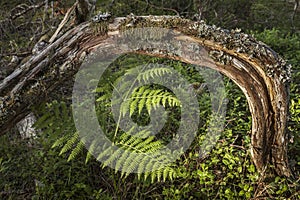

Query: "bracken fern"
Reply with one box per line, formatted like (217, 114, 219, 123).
(33, 57, 184, 183)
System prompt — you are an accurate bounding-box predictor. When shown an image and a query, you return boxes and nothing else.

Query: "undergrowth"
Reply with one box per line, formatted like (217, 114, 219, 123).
(0, 24, 300, 200)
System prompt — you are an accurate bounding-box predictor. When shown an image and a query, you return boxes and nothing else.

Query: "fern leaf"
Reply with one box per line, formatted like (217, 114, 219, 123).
(139, 140, 162, 152)
(120, 100, 130, 117)
(145, 96, 152, 114)
(151, 169, 158, 183)
(146, 90, 158, 113)
(33, 112, 53, 129)
(119, 134, 142, 150)
(129, 98, 139, 117)
(136, 86, 145, 96)
(119, 132, 131, 143)
(144, 158, 157, 177)
(121, 152, 140, 177)
(97, 146, 114, 161)
(85, 139, 99, 163)
(137, 67, 172, 83)
(93, 86, 107, 93)
(162, 95, 168, 107)
(163, 167, 170, 182)
(102, 147, 123, 168)
(115, 149, 130, 172)
(152, 90, 162, 109)
(134, 136, 155, 150)
(144, 171, 150, 181)
(156, 168, 163, 182)
(52, 133, 72, 148)
(59, 132, 79, 155)
(67, 141, 84, 161)
(96, 94, 110, 102)
(138, 89, 149, 114)
(137, 156, 150, 175)
(85, 152, 93, 164)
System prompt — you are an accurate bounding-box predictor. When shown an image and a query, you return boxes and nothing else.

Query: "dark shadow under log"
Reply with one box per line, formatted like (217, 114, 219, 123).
(0, 15, 292, 177)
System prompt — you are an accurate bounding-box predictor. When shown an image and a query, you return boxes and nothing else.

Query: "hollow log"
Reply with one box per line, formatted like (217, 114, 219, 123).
(0, 15, 292, 177)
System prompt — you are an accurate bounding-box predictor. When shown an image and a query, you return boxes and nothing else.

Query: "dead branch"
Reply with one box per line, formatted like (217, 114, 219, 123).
(10, 2, 46, 20)
(0, 12, 293, 179)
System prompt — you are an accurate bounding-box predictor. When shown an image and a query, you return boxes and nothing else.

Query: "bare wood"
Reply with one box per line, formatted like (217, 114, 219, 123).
(0, 15, 292, 178)
(49, 2, 78, 43)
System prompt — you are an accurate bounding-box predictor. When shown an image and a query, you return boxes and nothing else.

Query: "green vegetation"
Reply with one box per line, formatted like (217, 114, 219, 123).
(0, 0, 300, 199)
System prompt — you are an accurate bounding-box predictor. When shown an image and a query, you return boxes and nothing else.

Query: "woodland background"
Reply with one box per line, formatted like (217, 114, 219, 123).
(0, 0, 300, 199)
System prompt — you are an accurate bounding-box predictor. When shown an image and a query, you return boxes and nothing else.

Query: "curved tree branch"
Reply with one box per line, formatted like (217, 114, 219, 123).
(0, 15, 292, 178)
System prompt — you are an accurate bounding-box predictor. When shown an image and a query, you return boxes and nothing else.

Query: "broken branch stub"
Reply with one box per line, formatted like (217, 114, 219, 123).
(0, 15, 292, 177)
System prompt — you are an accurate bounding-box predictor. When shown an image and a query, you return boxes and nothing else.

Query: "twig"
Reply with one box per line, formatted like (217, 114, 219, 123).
(49, 2, 78, 43)
(11, 59, 49, 95)
(229, 144, 246, 150)
(1, 52, 32, 57)
(145, 0, 179, 16)
(0, 23, 89, 94)
(292, 0, 299, 31)
(10, 2, 45, 20)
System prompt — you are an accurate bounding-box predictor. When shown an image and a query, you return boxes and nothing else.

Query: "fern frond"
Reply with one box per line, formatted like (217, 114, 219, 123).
(93, 86, 107, 93)
(96, 93, 111, 102)
(163, 166, 176, 182)
(138, 89, 150, 114)
(120, 85, 180, 120)
(96, 132, 177, 183)
(51, 133, 72, 148)
(115, 150, 130, 172)
(139, 140, 162, 152)
(121, 151, 140, 177)
(34, 61, 184, 184)
(102, 147, 123, 168)
(130, 98, 139, 117)
(136, 67, 173, 83)
(34, 115, 54, 130)
(59, 132, 79, 156)
(120, 100, 130, 117)
(85, 139, 98, 163)
(85, 152, 93, 164)
(67, 141, 84, 161)
(96, 145, 114, 161)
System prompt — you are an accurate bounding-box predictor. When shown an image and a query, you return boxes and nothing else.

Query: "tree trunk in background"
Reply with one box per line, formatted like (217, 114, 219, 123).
(0, 2, 293, 178)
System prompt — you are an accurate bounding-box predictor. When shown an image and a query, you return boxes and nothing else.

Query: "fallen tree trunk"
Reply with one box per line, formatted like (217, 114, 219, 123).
(0, 11, 292, 177)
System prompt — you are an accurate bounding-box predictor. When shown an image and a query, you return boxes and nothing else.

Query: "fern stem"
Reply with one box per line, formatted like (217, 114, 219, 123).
(113, 61, 152, 141)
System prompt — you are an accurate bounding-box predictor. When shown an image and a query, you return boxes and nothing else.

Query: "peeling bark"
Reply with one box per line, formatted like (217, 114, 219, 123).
(0, 15, 292, 177)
